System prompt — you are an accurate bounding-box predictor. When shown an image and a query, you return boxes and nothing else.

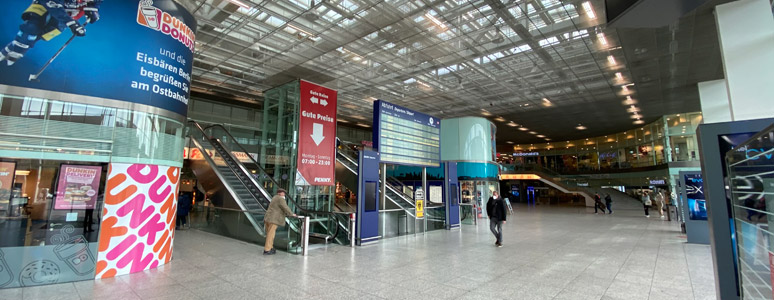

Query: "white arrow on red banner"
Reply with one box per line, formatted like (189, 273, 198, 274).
(311, 123, 325, 146)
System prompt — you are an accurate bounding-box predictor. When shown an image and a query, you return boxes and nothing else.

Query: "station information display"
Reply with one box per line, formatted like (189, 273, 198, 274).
(373, 100, 441, 167)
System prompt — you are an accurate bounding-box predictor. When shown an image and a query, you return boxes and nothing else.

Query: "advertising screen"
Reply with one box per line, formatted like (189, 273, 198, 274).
(54, 165, 103, 210)
(685, 173, 707, 220)
(0, 0, 197, 117)
(373, 100, 441, 167)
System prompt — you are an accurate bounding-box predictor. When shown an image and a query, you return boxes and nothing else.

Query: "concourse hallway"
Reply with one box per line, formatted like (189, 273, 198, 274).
(0, 205, 715, 300)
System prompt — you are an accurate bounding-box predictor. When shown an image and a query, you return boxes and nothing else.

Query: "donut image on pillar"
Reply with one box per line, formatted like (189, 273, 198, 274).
(18, 260, 61, 287)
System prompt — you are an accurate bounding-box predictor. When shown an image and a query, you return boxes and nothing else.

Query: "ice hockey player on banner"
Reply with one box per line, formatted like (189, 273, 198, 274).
(0, 0, 102, 66)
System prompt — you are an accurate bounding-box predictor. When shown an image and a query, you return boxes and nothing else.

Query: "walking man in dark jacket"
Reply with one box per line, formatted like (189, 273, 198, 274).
(486, 191, 507, 247)
(263, 189, 296, 255)
(605, 194, 613, 214)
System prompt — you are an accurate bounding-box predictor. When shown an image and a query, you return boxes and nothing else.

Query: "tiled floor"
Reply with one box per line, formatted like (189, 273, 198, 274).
(0, 203, 716, 300)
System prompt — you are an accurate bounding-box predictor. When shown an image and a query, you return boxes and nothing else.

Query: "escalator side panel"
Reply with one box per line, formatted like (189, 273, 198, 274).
(189, 151, 247, 211)
(336, 158, 358, 194)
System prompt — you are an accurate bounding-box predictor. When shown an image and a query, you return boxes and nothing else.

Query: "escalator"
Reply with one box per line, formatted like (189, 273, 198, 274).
(334, 142, 417, 217)
(187, 121, 352, 251)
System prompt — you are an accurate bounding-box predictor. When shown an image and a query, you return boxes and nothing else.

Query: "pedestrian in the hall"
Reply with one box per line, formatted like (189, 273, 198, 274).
(605, 193, 613, 214)
(641, 190, 652, 218)
(593, 193, 606, 214)
(176, 192, 193, 229)
(263, 188, 297, 255)
(655, 190, 666, 218)
(486, 191, 507, 247)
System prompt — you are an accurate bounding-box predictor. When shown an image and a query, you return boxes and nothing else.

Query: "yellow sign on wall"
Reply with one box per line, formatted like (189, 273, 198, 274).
(416, 199, 424, 218)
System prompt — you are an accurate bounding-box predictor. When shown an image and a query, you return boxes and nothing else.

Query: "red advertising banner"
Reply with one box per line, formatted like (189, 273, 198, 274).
(55, 165, 103, 210)
(297, 80, 337, 185)
(0, 162, 16, 201)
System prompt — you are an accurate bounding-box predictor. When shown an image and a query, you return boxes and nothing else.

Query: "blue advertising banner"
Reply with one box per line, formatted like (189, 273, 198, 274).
(373, 100, 441, 167)
(0, 0, 196, 117)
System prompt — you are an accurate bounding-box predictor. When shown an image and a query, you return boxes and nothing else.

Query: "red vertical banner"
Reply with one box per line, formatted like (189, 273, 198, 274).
(297, 80, 337, 185)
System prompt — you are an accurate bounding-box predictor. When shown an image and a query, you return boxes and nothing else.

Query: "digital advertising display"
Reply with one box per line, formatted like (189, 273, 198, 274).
(685, 173, 707, 220)
(55, 165, 103, 210)
(373, 100, 441, 167)
(0, 0, 197, 117)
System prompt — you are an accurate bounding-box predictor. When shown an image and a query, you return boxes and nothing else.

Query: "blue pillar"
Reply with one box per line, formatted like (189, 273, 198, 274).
(445, 162, 460, 229)
(356, 150, 380, 245)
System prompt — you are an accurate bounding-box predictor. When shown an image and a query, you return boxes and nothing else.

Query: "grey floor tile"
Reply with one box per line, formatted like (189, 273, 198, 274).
(21, 283, 79, 300)
(0, 287, 23, 299)
(4, 205, 717, 300)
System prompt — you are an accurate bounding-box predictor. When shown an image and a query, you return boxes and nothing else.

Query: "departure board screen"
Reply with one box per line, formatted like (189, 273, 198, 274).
(373, 100, 441, 167)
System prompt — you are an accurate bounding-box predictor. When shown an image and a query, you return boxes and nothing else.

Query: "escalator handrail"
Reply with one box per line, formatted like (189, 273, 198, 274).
(199, 122, 353, 242)
(187, 137, 266, 235)
(336, 149, 358, 167)
(189, 121, 274, 208)
(385, 184, 415, 208)
(201, 123, 285, 193)
(212, 138, 274, 205)
(203, 124, 345, 220)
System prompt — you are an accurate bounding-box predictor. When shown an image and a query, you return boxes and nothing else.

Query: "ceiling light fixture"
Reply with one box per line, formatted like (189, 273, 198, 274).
(633, 120, 645, 125)
(494, 116, 506, 122)
(615, 72, 623, 80)
(481, 109, 492, 116)
(425, 12, 448, 30)
(529, 131, 538, 135)
(536, 135, 545, 138)
(506, 141, 514, 144)
(582, 1, 596, 19)
(541, 98, 553, 107)
(507, 122, 518, 127)
(607, 55, 617, 65)
(545, 138, 552, 141)
(621, 85, 629, 92)
(598, 33, 608, 46)
(623, 96, 637, 105)
(518, 127, 529, 131)
(576, 124, 587, 130)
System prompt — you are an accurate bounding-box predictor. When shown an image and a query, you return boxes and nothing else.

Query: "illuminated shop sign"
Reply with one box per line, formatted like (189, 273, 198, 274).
(649, 179, 667, 185)
(513, 152, 539, 157)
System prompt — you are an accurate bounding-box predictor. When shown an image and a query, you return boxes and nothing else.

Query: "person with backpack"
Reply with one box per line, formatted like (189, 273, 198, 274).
(486, 191, 507, 247)
(605, 193, 613, 214)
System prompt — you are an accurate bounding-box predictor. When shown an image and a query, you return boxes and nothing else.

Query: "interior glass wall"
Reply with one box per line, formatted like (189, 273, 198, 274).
(0, 92, 183, 288)
(726, 124, 774, 299)
(499, 113, 701, 173)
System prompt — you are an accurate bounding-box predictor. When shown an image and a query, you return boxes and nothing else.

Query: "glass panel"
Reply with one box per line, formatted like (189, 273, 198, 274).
(726, 124, 774, 299)
(0, 159, 105, 288)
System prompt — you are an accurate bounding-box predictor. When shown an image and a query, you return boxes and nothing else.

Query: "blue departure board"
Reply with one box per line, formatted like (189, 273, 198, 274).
(373, 100, 441, 167)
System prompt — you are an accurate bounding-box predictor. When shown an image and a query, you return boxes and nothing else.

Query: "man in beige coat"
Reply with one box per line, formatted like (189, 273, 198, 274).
(264, 188, 296, 255)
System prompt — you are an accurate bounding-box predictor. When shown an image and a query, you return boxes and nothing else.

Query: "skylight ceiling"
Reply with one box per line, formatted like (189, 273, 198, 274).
(184, 0, 726, 143)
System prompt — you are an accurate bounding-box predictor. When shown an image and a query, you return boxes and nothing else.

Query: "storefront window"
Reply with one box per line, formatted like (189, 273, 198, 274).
(503, 112, 703, 172)
(0, 159, 105, 288)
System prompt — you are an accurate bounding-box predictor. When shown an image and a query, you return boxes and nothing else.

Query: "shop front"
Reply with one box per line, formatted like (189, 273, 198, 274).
(0, 0, 195, 289)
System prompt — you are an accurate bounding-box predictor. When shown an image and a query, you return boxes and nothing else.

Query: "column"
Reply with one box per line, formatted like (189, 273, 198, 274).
(708, 0, 774, 122)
